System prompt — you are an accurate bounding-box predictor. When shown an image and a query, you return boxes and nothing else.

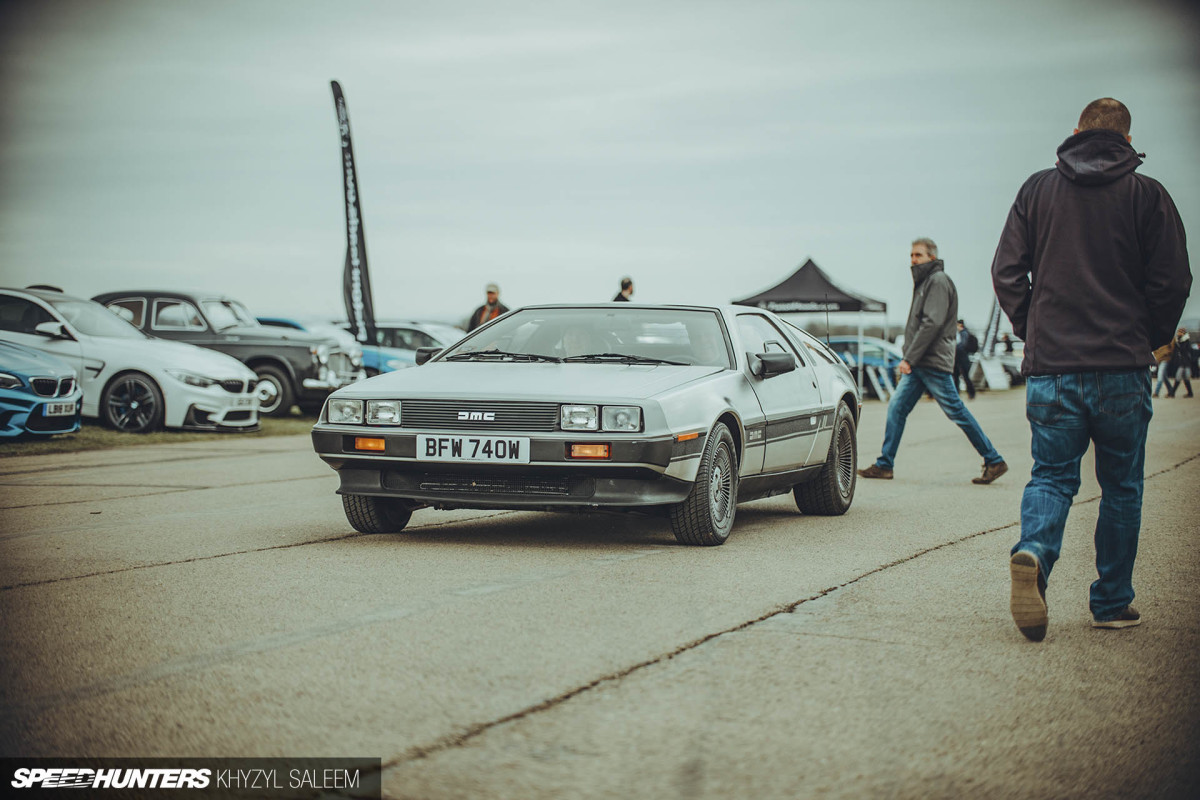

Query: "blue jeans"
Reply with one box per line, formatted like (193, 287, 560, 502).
(1012, 371, 1152, 621)
(874, 368, 1003, 470)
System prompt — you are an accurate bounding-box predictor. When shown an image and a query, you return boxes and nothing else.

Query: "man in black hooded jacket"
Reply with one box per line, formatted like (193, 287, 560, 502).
(992, 98, 1191, 642)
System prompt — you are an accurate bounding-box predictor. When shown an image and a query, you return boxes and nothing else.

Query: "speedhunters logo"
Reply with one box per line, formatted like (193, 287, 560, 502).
(11, 768, 210, 789)
(2, 759, 380, 798)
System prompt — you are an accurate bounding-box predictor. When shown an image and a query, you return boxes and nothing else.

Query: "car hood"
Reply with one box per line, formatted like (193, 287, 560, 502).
(84, 335, 257, 380)
(332, 362, 725, 402)
(0, 340, 77, 378)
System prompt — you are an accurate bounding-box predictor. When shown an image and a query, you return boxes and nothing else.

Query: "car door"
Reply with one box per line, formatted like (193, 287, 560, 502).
(735, 313, 824, 471)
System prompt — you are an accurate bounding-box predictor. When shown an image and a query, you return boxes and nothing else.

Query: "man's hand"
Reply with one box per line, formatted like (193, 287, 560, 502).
(898, 359, 912, 375)
(1153, 340, 1175, 363)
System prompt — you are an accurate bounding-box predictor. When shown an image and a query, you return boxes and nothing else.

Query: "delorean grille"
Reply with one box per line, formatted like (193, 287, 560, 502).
(401, 400, 558, 432)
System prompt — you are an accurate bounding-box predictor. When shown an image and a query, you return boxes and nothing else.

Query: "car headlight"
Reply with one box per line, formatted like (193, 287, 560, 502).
(560, 405, 599, 431)
(165, 369, 216, 388)
(327, 398, 364, 424)
(602, 406, 642, 432)
(366, 399, 401, 425)
(0, 372, 23, 390)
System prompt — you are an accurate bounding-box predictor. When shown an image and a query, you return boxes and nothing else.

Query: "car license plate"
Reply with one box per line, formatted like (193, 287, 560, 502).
(44, 402, 75, 417)
(233, 396, 255, 407)
(417, 435, 530, 463)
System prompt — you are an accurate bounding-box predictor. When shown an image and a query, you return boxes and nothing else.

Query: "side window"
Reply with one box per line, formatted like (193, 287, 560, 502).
(0, 296, 54, 333)
(153, 299, 205, 330)
(107, 298, 146, 327)
(409, 330, 437, 349)
(736, 315, 805, 366)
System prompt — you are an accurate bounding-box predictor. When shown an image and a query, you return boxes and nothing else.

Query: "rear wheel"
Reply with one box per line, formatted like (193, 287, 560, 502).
(253, 365, 293, 416)
(669, 422, 738, 546)
(101, 372, 164, 433)
(794, 402, 856, 515)
(342, 494, 414, 533)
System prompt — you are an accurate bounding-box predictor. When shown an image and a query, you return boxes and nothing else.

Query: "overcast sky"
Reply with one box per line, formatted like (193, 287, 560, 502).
(2, 0, 1197, 330)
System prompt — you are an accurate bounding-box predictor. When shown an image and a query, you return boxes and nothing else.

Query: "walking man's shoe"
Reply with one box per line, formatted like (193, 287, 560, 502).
(1092, 606, 1141, 629)
(973, 460, 1009, 484)
(857, 464, 893, 480)
(1010, 551, 1047, 641)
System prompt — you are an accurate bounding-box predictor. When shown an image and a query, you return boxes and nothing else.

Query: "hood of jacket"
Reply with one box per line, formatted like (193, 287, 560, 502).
(1055, 129, 1142, 186)
(911, 259, 944, 287)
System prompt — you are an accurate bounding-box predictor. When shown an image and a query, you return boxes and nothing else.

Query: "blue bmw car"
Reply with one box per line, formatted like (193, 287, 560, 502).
(0, 340, 83, 438)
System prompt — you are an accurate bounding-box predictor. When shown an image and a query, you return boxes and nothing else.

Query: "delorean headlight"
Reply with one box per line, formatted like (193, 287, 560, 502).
(560, 405, 599, 430)
(602, 406, 642, 432)
(327, 398, 364, 424)
(366, 400, 401, 426)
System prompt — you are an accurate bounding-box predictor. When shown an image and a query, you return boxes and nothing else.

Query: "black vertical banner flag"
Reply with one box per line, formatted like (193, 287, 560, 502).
(332, 80, 377, 345)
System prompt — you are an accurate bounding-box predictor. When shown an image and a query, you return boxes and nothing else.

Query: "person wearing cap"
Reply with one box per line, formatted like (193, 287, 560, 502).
(467, 283, 510, 331)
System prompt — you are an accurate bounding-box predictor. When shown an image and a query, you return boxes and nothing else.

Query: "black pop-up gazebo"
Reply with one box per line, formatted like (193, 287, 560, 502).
(734, 258, 888, 394)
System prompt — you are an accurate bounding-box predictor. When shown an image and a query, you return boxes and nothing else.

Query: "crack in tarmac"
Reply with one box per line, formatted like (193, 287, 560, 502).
(383, 451, 1200, 769)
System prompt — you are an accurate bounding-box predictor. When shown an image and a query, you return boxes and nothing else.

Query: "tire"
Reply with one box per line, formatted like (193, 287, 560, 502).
(102, 371, 165, 433)
(794, 402, 856, 515)
(253, 365, 293, 416)
(342, 494, 414, 534)
(669, 422, 738, 546)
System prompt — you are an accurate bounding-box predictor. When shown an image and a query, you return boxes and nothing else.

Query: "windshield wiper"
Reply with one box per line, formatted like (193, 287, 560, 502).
(445, 350, 562, 363)
(562, 352, 688, 365)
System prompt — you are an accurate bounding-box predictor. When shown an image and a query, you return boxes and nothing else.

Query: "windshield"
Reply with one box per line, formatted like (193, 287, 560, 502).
(202, 300, 257, 331)
(47, 297, 147, 339)
(440, 307, 732, 368)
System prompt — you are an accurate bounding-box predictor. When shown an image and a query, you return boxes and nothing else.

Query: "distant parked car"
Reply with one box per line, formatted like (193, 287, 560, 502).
(93, 290, 362, 415)
(0, 340, 83, 438)
(255, 315, 366, 373)
(334, 320, 466, 375)
(0, 287, 259, 433)
(825, 336, 903, 396)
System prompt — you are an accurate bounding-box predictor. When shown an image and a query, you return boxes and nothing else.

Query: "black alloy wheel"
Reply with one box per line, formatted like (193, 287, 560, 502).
(102, 372, 165, 433)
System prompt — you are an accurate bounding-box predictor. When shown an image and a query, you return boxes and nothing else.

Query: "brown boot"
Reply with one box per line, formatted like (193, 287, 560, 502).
(973, 460, 1008, 484)
(857, 464, 893, 479)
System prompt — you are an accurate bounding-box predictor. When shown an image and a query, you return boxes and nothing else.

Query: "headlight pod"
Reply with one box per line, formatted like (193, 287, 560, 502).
(326, 399, 401, 425)
(165, 369, 216, 388)
(560, 404, 642, 432)
(602, 406, 642, 432)
(366, 399, 401, 425)
(327, 398, 364, 424)
(0, 372, 23, 390)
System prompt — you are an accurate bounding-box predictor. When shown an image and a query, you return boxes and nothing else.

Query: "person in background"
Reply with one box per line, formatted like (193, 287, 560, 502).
(954, 320, 978, 399)
(992, 97, 1191, 641)
(1165, 327, 1195, 398)
(613, 277, 634, 302)
(467, 283, 510, 332)
(857, 238, 1007, 484)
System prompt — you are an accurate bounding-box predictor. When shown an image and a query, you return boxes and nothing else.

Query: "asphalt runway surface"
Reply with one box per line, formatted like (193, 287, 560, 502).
(1, 389, 1197, 799)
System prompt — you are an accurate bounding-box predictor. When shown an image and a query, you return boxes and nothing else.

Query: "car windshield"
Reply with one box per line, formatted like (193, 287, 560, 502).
(440, 307, 732, 368)
(203, 300, 257, 331)
(45, 297, 146, 339)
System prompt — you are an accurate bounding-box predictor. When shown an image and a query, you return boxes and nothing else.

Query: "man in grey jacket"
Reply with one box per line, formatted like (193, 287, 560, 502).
(858, 238, 1008, 483)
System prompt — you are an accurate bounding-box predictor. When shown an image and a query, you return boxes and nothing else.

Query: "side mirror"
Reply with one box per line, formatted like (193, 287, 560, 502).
(755, 351, 796, 378)
(34, 321, 71, 340)
(415, 347, 442, 366)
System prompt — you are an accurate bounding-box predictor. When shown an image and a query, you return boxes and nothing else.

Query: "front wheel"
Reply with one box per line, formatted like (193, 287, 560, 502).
(794, 402, 856, 515)
(669, 422, 738, 546)
(102, 371, 165, 433)
(342, 494, 414, 533)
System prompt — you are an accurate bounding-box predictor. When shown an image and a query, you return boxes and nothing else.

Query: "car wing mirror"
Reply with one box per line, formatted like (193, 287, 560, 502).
(754, 351, 796, 378)
(415, 347, 442, 366)
(34, 321, 72, 340)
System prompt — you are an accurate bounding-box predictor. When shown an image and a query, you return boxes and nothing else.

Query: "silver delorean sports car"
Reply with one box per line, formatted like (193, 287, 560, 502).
(311, 304, 861, 546)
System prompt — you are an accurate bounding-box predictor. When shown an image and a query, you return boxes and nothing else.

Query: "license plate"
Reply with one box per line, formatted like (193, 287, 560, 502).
(417, 435, 530, 463)
(44, 402, 75, 417)
(233, 396, 255, 407)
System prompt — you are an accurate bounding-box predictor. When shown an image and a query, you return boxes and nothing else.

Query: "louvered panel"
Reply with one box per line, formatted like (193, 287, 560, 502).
(401, 400, 559, 432)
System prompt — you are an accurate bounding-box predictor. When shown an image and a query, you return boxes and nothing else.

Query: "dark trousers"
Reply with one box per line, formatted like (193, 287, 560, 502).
(953, 351, 976, 398)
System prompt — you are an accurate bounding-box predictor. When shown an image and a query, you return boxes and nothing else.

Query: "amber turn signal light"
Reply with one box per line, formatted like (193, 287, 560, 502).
(568, 443, 611, 459)
(355, 437, 386, 451)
